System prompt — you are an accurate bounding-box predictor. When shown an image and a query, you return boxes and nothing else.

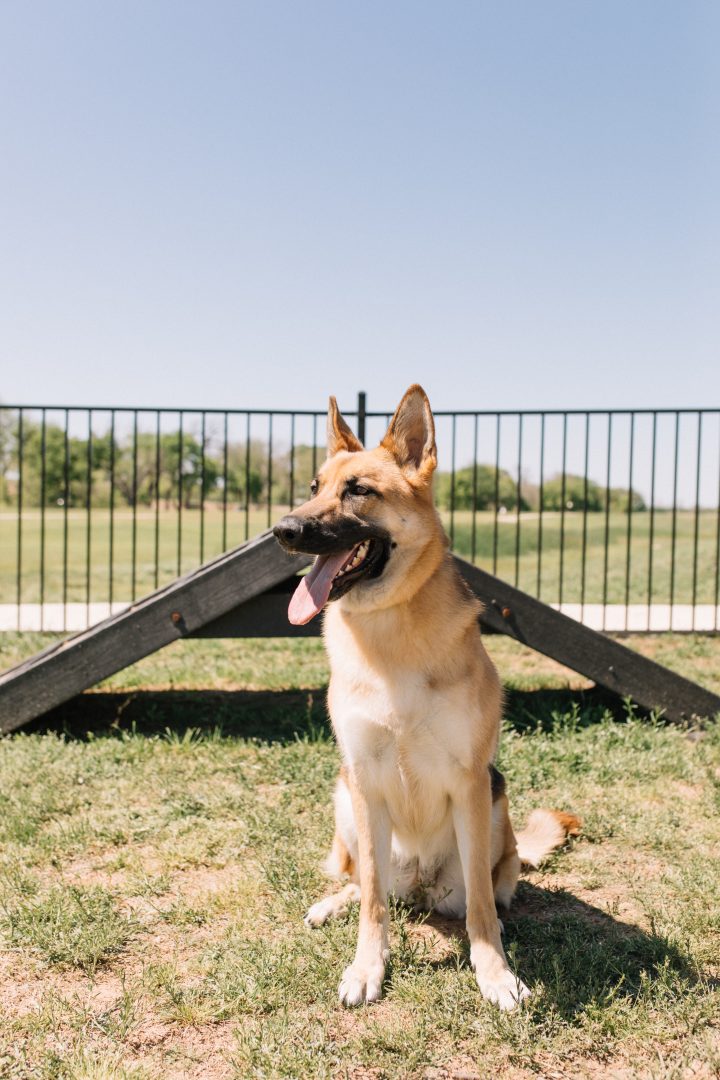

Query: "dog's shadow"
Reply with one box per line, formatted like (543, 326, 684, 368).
(409, 880, 700, 1019)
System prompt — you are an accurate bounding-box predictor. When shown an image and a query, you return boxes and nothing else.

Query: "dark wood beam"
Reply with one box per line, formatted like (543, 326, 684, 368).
(195, 585, 323, 638)
(0, 533, 310, 734)
(454, 556, 720, 724)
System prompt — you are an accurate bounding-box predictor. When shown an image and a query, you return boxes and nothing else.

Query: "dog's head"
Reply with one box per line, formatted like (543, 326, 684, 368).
(274, 384, 444, 624)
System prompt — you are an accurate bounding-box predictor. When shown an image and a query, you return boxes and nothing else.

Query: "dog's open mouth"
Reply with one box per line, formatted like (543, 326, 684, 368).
(288, 538, 389, 625)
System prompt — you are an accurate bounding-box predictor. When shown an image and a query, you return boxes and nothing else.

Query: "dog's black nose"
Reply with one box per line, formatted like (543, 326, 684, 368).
(273, 516, 304, 548)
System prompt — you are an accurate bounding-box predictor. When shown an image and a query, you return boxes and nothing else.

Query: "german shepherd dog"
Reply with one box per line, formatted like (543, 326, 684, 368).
(274, 385, 580, 1010)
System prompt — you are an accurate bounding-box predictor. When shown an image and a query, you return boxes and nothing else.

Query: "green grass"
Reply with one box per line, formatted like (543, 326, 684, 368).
(2, 884, 134, 973)
(0, 506, 276, 606)
(2, 506, 719, 605)
(0, 634, 719, 1077)
(2, 628, 719, 696)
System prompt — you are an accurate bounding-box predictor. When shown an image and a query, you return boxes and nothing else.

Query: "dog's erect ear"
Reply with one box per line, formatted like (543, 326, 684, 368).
(381, 385, 437, 482)
(327, 396, 364, 457)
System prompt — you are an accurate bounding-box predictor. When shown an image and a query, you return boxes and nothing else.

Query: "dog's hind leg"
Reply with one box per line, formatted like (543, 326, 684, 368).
(323, 826, 357, 879)
(305, 882, 361, 927)
(305, 826, 360, 927)
(491, 794, 521, 911)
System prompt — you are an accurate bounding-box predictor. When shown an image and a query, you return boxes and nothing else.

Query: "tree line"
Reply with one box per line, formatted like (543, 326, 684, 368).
(0, 417, 645, 512)
(0, 417, 318, 509)
(434, 466, 647, 513)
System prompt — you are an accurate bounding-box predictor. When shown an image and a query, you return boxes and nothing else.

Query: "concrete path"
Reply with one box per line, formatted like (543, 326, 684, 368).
(0, 603, 131, 632)
(550, 603, 719, 633)
(1, 601, 718, 634)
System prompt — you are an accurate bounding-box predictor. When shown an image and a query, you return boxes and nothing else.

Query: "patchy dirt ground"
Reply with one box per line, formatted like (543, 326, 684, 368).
(0, 639, 719, 1078)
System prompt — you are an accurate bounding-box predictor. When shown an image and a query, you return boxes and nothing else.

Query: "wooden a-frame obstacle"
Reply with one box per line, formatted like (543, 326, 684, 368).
(1, 530, 719, 735)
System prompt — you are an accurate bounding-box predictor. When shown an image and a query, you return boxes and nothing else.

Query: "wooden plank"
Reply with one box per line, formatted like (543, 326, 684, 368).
(195, 585, 323, 638)
(454, 557, 720, 723)
(0, 532, 310, 734)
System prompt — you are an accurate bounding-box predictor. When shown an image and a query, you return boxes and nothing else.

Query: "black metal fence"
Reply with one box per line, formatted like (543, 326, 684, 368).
(1, 396, 719, 633)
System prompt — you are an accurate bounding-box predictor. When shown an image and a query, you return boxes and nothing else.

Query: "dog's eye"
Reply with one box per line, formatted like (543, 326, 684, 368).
(310, 479, 319, 496)
(346, 480, 374, 498)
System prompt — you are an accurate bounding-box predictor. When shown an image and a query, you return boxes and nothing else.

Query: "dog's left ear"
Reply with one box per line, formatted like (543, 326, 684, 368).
(381, 384, 437, 483)
(327, 396, 364, 456)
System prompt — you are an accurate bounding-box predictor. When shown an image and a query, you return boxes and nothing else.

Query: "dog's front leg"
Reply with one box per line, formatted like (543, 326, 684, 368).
(452, 770, 530, 1011)
(338, 768, 392, 1007)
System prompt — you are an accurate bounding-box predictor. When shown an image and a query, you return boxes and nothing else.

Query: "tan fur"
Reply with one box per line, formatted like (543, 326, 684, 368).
(290, 385, 581, 1010)
(491, 794, 522, 910)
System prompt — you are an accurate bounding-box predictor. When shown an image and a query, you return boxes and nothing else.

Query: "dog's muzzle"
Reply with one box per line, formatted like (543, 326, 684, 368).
(273, 514, 380, 555)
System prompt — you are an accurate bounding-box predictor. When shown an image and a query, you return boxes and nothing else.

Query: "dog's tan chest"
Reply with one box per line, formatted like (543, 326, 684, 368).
(331, 668, 476, 800)
(324, 596, 499, 847)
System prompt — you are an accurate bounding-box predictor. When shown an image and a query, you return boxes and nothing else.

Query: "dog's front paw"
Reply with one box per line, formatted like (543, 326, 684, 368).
(475, 966, 530, 1011)
(338, 959, 385, 1007)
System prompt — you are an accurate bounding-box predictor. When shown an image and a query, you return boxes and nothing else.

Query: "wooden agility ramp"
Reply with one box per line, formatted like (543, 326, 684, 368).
(1, 530, 719, 735)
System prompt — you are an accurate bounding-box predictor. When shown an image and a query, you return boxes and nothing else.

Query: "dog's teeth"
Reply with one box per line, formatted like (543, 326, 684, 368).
(336, 541, 371, 581)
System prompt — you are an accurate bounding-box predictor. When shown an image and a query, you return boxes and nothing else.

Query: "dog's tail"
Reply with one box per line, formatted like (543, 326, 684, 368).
(515, 809, 582, 868)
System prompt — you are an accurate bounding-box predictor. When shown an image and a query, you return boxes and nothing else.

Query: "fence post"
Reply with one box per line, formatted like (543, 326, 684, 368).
(357, 391, 366, 445)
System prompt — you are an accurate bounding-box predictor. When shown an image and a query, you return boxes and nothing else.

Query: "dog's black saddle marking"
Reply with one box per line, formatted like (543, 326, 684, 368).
(489, 764, 505, 802)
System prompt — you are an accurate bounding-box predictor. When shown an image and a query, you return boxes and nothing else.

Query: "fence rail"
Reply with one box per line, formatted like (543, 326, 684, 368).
(1, 396, 719, 635)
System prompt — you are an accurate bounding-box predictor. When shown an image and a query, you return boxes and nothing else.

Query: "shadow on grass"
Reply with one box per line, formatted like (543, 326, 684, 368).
(25, 684, 633, 742)
(503, 684, 632, 732)
(420, 880, 703, 1018)
(28, 687, 332, 742)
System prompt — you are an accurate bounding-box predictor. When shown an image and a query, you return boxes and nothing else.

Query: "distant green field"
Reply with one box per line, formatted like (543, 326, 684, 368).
(0, 506, 718, 606)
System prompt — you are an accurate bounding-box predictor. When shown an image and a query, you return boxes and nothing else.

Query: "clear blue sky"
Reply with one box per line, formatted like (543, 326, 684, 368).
(1, 0, 718, 413)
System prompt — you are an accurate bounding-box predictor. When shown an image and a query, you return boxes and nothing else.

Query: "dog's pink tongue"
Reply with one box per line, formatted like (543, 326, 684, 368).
(288, 550, 354, 625)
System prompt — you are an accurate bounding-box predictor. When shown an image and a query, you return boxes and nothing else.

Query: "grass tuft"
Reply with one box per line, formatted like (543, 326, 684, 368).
(1, 884, 134, 972)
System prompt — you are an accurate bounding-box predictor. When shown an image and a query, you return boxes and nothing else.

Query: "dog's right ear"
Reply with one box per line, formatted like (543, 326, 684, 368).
(327, 397, 364, 457)
(381, 384, 437, 483)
